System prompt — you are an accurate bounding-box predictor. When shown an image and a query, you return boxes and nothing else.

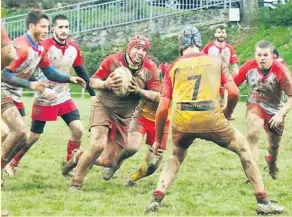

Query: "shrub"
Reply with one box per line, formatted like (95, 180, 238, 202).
(257, 1, 292, 27)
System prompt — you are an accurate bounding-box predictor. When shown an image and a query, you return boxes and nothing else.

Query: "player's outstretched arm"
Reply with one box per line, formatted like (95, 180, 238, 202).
(74, 66, 96, 96)
(2, 68, 47, 92)
(2, 68, 31, 88)
(41, 66, 85, 87)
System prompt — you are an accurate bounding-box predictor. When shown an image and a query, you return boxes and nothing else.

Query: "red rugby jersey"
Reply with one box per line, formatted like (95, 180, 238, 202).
(92, 53, 161, 118)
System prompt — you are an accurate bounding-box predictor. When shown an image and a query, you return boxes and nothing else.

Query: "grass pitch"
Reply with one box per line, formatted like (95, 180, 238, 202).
(1, 97, 292, 216)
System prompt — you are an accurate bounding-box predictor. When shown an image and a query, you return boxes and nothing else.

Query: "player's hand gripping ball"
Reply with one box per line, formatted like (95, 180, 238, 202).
(112, 66, 133, 97)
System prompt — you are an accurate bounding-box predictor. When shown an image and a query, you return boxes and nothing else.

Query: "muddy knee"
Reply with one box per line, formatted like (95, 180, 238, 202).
(71, 125, 84, 141)
(15, 129, 26, 141)
(98, 157, 115, 168)
(247, 130, 260, 145)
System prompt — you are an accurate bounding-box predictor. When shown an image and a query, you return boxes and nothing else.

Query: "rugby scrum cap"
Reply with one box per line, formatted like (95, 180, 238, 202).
(127, 35, 150, 53)
(179, 26, 202, 52)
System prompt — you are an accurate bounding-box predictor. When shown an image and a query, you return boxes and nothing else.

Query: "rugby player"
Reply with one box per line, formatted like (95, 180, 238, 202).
(102, 56, 170, 185)
(5, 15, 95, 175)
(1, 9, 85, 172)
(63, 35, 162, 190)
(145, 27, 284, 215)
(273, 49, 286, 65)
(202, 24, 239, 119)
(233, 40, 292, 180)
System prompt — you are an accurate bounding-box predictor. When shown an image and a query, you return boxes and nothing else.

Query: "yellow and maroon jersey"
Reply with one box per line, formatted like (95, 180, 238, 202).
(234, 59, 292, 115)
(202, 42, 238, 67)
(92, 53, 161, 118)
(1, 23, 11, 48)
(162, 52, 232, 133)
(1, 33, 51, 102)
(137, 100, 159, 122)
(34, 37, 83, 105)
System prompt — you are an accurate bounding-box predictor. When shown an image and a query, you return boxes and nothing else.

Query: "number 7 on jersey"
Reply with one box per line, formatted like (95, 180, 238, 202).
(188, 74, 202, 100)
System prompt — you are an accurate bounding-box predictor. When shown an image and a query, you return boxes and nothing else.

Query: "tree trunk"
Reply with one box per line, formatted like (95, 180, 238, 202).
(242, 0, 258, 27)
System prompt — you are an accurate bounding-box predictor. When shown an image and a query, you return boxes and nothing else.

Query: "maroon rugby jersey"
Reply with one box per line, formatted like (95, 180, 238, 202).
(92, 53, 161, 118)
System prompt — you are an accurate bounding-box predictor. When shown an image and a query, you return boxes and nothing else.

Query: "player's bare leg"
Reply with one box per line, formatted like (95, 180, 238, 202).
(226, 129, 265, 192)
(103, 131, 143, 180)
(246, 113, 264, 164)
(70, 126, 107, 189)
(224, 129, 284, 214)
(1, 120, 9, 142)
(4, 132, 40, 176)
(265, 131, 281, 179)
(1, 107, 26, 170)
(125, 148, 163, 187)
(145, 143, 188, 213)
(97, 139, 123, 167)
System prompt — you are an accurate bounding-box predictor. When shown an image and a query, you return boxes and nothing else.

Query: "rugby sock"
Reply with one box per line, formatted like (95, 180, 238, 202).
(1, 159, 6, 170)
(129, 161, 148, 182)
(265, 154, 276, 162)
(152, 190, 165, 202)
(130, 152, 162, 182)
(255, 191, 268, 204)
(10, 146, 30, 167)
(66, 140, 81, 161)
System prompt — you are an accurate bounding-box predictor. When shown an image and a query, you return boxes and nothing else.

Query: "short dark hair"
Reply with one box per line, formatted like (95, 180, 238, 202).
(52, 15, 69, 26)
(215, 24, 226, 31)
(273, 48, 279, 57)
(255, 40, 274, 52)
(26, 9, 49, 29)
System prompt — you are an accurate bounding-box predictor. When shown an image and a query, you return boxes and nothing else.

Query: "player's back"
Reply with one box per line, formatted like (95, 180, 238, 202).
(169, 53, 227, 133)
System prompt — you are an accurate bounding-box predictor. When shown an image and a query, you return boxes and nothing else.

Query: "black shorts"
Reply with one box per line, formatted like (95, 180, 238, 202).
(30, 109, 80, 134)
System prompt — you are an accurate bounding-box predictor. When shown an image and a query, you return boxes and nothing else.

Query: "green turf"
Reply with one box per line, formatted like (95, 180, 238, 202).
(1, 97, 292, 216)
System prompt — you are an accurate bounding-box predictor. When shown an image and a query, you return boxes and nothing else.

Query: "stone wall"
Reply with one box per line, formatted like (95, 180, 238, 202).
(71, 9, 229, 48)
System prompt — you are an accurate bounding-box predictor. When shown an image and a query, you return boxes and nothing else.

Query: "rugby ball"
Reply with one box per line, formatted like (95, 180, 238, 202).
(112, 66, 132, 97)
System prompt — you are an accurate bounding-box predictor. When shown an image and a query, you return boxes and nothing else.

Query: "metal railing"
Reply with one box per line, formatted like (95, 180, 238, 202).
(3, 0, 241, 39)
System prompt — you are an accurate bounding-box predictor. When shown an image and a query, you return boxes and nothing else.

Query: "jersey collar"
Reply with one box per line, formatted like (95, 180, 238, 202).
(25, 33, 40, 51)
(52, 37, 68, 48)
